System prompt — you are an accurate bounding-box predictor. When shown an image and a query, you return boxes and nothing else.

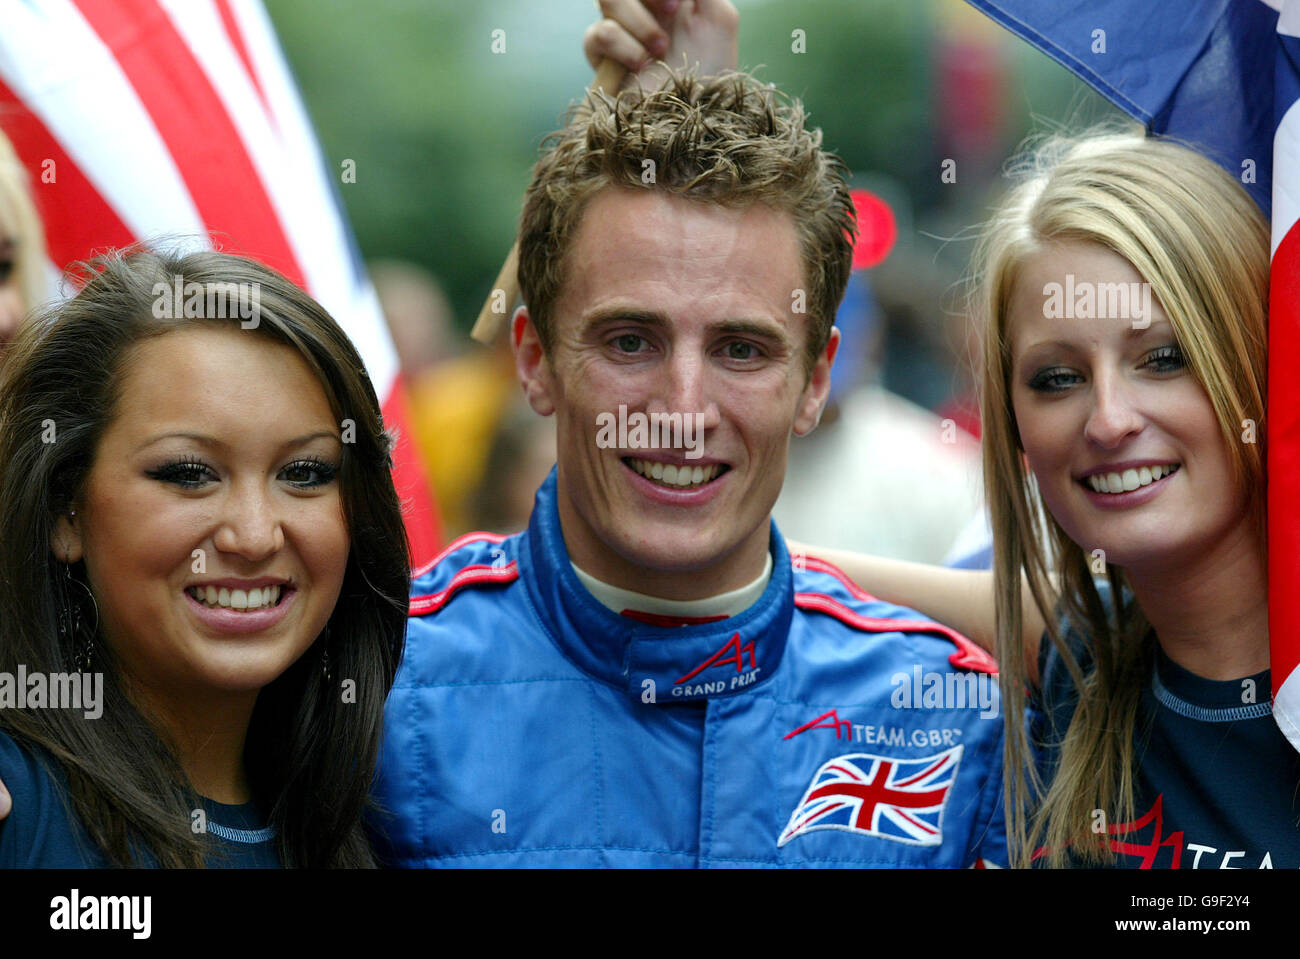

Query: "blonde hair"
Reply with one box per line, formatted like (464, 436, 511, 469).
(975, 129, 1268, 867)
(0, 130, 49, 314)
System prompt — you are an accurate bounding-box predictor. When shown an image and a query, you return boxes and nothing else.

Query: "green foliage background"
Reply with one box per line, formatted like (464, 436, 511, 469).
(266, 0, 1119, 335)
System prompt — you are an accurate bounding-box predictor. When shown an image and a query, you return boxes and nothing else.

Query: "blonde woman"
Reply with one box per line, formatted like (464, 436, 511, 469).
(803, 131, 1296, 868)
(0, 130, 47, 355)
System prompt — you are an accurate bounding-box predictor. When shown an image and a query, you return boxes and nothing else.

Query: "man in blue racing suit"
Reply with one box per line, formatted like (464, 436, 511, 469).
(369, 61, 1008, 868)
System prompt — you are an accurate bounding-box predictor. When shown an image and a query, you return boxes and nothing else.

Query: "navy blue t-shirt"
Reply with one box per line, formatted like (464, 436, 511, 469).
(0, 731, 281, 868)
(1033, 600, 1300, 868)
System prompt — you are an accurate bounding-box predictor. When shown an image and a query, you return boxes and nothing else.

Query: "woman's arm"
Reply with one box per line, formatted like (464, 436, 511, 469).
(789, 542, 1045, 674)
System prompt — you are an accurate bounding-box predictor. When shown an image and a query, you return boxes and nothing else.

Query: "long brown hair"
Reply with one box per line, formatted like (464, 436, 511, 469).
(0, 247, 410, 867)
(975, 131, 1268, 866)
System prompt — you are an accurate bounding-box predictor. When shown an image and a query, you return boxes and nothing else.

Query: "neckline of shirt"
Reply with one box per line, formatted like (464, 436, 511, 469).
(198, 795, 277, 843)
(571, 553, 774, 620)
(1150, 641, 1272, 722)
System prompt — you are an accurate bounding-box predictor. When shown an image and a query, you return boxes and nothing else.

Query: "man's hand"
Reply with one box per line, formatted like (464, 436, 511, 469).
(584, 0, 739, 91)
(0, 775, 9, 819)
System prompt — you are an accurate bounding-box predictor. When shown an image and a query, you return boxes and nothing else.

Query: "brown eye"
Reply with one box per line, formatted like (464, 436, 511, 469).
(0, 259, 14, 284)
(146, 458, 216, 488)
(280, 459, 339, 488)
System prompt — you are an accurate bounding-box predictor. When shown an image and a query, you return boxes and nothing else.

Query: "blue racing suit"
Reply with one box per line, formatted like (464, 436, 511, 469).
(371, 471, 1008, 867)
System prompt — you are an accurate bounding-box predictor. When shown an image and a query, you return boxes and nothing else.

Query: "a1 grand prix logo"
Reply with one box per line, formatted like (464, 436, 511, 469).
(672, 633, 761, 697)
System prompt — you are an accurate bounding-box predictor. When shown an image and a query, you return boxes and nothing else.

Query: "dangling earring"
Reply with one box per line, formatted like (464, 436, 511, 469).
(73, 574, 99, 671)
(57, 562, 82, 643)
(319, 624, 333, 684)
(58, 555, 99, 672)
(74, 635, 95, 672)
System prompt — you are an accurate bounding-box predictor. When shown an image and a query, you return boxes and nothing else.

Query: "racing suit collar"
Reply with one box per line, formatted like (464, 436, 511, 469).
(571, 553, 773, 621)
(523, 468, 792, 703)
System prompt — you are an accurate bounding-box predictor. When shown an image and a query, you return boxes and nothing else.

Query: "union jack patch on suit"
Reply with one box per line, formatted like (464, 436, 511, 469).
(779, 746, 964, 847)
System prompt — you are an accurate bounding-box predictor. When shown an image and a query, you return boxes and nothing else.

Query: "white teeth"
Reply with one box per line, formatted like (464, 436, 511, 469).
(627, 458, 721, 489)
(188, 584, 283, 611)
(1087, 464, 1179, 495)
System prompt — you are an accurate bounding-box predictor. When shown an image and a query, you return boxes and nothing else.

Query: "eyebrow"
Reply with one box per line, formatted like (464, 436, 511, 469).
(581, 307, 790, 342)
(136, 430, 342, 454)
(1017, 321, 1175, 357)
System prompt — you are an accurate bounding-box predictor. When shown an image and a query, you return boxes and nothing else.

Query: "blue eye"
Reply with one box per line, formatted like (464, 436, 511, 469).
(280, 458, 338, 488)
(1027, 368, 1081, 393)
(613, 334, 647, 354)
(1145, 344, 1186, 373)
(724, 341, 759, 361)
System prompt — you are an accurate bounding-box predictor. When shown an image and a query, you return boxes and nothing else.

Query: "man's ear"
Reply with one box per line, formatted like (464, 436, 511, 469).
(513, 306, 556, 416)
(793, 326, 840, 437)
(51, 511, 84, 564)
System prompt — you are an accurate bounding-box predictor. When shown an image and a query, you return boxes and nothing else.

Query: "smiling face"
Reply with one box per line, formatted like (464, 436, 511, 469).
(515, 188, 837, 597)
(1008, 240, 1246, 569)
(53, 325, 349, 706)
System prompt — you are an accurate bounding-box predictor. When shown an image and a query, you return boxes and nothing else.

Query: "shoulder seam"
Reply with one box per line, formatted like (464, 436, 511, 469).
(411, 531, 511, 579)
(408, 527, 509, 579)
(796, 555, 881, 602)
(794, 592, 998, 676)
(410, 563, 519, 616)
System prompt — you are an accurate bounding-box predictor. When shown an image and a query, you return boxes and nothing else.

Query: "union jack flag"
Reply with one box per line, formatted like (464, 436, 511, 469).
(0, 0, 441, 567)
(779, 746, 963, 847)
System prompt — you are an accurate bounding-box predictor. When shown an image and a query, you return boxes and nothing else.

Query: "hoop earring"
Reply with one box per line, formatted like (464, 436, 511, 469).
(58, 562, 100, 671)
